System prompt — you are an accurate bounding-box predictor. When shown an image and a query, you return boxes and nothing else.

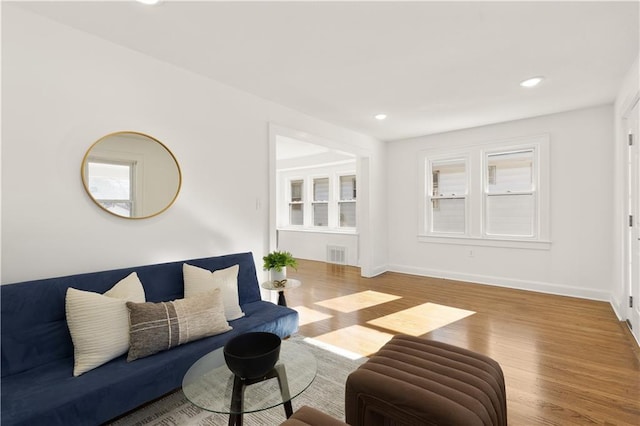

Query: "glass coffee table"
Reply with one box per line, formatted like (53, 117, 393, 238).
(182, 339, 316, 426)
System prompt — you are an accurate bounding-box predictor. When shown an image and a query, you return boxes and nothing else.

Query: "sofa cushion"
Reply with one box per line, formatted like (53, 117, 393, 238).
(127, 289, 232, 361)
(65, 272, 146, 376)
(183, 263, 244, 321)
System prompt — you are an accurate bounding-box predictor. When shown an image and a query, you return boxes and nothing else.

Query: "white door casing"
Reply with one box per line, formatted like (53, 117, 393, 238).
(626, 99, 640, 343)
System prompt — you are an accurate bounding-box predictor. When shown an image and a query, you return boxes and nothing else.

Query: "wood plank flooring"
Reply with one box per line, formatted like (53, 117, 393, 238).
(284, 260, 640, 426)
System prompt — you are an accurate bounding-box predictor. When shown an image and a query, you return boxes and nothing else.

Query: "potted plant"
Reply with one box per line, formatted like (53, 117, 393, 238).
(263, 250, 298, 283)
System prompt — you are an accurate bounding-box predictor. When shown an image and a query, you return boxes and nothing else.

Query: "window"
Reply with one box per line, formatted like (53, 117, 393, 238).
(419, 134, 550, 248)
(339, 175, 357, 228)
(289, 179, 304, 226)
(282, 170, 357, 231)
(428, 159, 466, 234)
(312, 178, 329, 227)
(485, 149, 535, 237)
(86, 160, 135, 217)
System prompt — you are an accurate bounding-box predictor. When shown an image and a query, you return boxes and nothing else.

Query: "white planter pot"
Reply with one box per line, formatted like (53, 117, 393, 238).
(270, 267, 287, 283)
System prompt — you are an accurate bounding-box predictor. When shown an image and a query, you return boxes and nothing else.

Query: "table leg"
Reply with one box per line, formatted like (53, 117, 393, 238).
(228, 375, 245, 426)
(277, 290, 287, 307)
(227, 365, 294, 423)
(274, 364, 293, 418)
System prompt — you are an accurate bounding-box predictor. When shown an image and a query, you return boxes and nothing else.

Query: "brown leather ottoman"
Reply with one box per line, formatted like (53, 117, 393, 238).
(280, 405, 348, 426)
(345, 335, 507, 426)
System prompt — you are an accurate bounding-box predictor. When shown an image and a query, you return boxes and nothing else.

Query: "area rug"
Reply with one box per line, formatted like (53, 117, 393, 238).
(108, 335, 367, 426)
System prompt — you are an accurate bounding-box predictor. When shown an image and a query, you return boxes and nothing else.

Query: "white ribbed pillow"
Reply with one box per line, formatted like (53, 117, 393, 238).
(65, 272, 146, 376)
(183, 263, 245, 321)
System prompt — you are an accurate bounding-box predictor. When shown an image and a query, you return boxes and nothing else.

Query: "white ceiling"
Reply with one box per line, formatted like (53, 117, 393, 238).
(276, 135, 356, 169)
(276, 137, 331, 161)
(12, 1, 640, 142)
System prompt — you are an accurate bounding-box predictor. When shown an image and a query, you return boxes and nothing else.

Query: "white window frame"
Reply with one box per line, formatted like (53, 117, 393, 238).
(311, 176, 330, 227)
(425, 155, 469, 236)
(337, 173, 357, 229)
(288, 178, 305, 227)
(418, 134, 550, 250)
(279, 169, 357, 234)
(482, 146, 537, 240)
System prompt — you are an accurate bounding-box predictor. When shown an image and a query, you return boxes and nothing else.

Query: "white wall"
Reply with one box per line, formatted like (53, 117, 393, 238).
(612, 55, 640, 317)
(387, 105, 615, 300)
(279, 230, 358, 267)
(1, 5, 386, 284)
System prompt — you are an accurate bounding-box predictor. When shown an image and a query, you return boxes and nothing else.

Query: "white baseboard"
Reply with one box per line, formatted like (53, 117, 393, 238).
(386, 263, 611, 302)
(610, 296, 624, 321)
(610, 297, 640, 348)
(632, 311, 640, 347)
(361, 264, 387, 278)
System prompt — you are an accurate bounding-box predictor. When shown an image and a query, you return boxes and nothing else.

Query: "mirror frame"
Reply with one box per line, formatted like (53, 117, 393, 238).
(81, 131, 182, 219)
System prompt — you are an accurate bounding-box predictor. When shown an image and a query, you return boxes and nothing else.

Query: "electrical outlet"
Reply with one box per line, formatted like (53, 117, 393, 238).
(468, 249, 474, 257)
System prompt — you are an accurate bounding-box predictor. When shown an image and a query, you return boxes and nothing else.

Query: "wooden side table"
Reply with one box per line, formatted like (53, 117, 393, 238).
(261, 279, 301, 307)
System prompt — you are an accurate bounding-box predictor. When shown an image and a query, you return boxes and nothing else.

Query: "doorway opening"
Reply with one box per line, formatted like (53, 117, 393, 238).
(268, 124, 370, 274)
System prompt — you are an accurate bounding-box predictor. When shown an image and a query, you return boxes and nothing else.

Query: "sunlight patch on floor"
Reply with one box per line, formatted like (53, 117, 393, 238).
(314, 290, 401, 313)
(302, 337, 365, 361)
(311, 325, 395, 357)
(291, 306, 333, 326)
(367, 302, 475, 336)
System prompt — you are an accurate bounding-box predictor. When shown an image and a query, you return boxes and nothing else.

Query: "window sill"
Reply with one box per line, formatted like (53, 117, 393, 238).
(278, 227, 358, 236)
(417, 234, 551, 250)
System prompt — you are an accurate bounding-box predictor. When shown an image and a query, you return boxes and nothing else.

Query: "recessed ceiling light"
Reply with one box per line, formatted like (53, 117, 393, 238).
(136, 0, 161, 5)
(520, 76, 544, 88)
(374, 114, 387, 120)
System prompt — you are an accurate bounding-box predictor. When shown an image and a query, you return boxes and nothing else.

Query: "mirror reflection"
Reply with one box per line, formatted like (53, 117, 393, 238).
(81, 131, 181, 219)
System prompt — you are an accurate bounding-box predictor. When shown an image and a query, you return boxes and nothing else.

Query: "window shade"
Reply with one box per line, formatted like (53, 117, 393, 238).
(313, 178, 329, 201)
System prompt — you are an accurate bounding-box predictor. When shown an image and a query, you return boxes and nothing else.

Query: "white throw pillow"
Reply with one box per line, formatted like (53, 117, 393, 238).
(65, 272, 146, 376)
(183, 263, 245, 321)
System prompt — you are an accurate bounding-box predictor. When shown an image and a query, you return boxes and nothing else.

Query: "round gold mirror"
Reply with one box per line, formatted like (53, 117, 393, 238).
(81, 131, 182, 219)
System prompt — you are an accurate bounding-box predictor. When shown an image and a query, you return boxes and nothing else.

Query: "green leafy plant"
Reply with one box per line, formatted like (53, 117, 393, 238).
(262, 251, 298, 272)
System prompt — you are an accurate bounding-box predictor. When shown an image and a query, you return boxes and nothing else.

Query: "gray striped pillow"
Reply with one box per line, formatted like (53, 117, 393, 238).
(126, 289, 232, 361)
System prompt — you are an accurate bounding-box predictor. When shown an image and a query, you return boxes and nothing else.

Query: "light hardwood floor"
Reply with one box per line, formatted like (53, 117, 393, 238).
(283, 260, 640, 426)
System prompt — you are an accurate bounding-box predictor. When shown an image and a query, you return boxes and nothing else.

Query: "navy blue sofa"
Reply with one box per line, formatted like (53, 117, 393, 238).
(1, 252, 299, 426)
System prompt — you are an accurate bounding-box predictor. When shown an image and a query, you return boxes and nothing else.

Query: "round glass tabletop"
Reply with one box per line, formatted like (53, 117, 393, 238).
(182, 340, 317, 415)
